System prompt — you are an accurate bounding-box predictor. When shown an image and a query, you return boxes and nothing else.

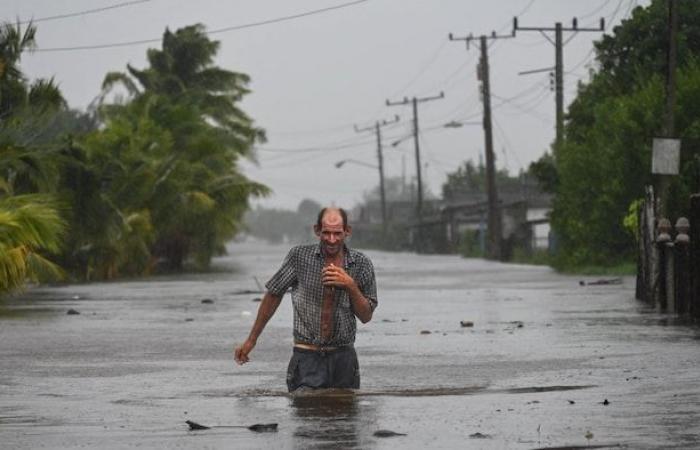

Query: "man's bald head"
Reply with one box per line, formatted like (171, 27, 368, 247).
(316, 207, 348, 230)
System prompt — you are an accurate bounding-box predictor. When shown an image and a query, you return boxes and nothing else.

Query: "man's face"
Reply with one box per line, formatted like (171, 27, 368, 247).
(316, 212, 348, 257)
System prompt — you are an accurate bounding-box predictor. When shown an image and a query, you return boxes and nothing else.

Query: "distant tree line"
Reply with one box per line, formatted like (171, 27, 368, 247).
(1, 22, 267, 294)
(244, 198, 321, 245)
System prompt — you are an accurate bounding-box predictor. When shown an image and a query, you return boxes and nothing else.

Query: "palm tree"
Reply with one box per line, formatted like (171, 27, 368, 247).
(0, 21, 64, 118)
(0, 21, 70, 293)
(0, 190, 65, 293)
(94, 24, 269, 271)
(102, 24, 265, 152)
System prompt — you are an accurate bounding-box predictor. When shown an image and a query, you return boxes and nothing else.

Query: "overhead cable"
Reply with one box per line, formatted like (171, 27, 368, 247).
(18, 0, 151, 25)
(35, 0, 370, 52)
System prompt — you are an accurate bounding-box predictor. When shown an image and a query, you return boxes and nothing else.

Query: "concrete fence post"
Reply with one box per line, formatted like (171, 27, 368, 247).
(674, 217, 690, 315)
(656, 218, 672, 311)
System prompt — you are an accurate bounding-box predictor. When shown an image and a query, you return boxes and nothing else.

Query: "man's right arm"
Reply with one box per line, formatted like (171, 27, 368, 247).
(234, 291, 282, 365)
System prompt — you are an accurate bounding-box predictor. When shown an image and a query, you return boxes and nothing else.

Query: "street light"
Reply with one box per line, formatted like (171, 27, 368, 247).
(335, 158, 385, 229)
(334, 159, 378, 169)
(391, 134, 413, 147)
(444, 120, 482, 128)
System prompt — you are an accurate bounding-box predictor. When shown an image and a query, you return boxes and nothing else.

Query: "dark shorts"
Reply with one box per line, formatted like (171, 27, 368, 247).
(286, 346, 360, 392)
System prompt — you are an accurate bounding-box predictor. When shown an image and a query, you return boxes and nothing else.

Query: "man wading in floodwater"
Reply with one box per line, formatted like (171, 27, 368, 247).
(234, 207, 378, 392)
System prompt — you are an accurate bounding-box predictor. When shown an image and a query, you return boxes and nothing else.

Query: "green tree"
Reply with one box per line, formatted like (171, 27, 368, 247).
(90, 24, 268, 273)
(0, 192, 65, 293)
(550, 0, 700, 268)
(0, 21, 68, 293)
(441, 159, 525, 202)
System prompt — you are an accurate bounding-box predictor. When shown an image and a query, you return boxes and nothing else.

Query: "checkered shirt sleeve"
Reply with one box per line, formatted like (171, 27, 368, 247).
(354, 254, 378, 312)
(265, 248, 298, 296)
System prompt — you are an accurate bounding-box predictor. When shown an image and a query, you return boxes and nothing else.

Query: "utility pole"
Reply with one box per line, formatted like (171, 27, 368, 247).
(449, 30, 511, 260)
(513, 17, 605, 159)
(354, 115, 400, 234)
(659, 0, 678, 217)
(386, 92, 444, 220)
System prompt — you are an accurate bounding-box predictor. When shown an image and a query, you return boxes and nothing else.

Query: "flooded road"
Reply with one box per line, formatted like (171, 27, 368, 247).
(2, 240, 700, 449)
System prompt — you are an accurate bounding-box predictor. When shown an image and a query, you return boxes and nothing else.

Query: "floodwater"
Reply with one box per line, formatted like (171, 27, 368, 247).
(2, 240, 700, 449)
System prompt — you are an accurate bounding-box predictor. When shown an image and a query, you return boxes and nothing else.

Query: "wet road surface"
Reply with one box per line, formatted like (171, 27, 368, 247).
(2, 240, 700, 449)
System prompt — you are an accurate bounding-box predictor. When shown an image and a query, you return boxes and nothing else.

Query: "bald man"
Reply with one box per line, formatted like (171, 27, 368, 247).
(234, 207, 378, 391)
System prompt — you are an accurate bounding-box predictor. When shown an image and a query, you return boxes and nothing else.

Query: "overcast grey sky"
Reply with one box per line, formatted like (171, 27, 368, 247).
(3, 0, 646, 211)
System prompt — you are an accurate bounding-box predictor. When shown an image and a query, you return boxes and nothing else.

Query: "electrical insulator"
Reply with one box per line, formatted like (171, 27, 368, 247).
(549, 71, 555, 91)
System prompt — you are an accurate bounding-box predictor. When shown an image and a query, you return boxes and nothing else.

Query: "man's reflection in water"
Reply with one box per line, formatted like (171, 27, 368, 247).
(290, 389, 373, 449)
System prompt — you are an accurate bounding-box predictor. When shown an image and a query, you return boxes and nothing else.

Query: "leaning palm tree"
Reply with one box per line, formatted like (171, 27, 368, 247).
(0, 187, 65, 294)
(0, 21, 70, 292)
(95, 24, 269, 270)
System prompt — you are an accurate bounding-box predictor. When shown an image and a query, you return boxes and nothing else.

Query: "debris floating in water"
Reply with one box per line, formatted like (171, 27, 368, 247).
(579, 278, 622, 286)
(66, 309, 80, 315)
(469, 432, 491, 439)
(186, 420, 210, 430)
(185, 420, 278, 432)
(460, 320, 474, 328)
(373, 429, 406, 437)
(201, 298, 214, 304)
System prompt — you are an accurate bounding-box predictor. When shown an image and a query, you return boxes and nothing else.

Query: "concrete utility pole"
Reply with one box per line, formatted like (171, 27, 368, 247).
(449, 31, 512, 260)
(513, 17, 605, 159)
(386, 92, 444, 220)
(354, 115, 400, 234)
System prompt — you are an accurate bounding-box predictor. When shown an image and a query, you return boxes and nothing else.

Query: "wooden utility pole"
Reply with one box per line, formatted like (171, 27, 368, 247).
(354, 115, 400, 234)
(386, 92, 444, 220)
(659, 0, 679, 217)
(449, 31, 511, 260)
(513, 17, 605, 159)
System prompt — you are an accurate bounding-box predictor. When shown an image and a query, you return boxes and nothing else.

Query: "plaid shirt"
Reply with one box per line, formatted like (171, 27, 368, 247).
(265, 243, 378, 346)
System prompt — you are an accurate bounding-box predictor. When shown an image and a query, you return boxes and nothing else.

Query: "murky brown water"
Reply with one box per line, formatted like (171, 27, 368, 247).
(2, 240, 700, 449)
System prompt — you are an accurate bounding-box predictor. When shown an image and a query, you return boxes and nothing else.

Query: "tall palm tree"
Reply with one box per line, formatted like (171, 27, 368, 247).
(94, 24, 269, 271)
(0, 21, 64, 118)
(0, 21, 69, 293)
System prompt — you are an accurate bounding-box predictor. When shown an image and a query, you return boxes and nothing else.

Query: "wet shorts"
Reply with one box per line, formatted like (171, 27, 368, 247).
(286, 345, 360, 392)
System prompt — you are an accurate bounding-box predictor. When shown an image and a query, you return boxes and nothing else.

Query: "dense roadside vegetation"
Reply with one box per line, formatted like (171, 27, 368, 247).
(1, 22, 267, 294)
(530, 0, 700, 271)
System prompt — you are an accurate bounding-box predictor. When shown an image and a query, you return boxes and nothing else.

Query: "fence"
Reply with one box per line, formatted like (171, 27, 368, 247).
(636, 186, 700, 317)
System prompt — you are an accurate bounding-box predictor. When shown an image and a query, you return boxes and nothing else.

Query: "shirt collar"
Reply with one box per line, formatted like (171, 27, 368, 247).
(314, 243, 356, 266)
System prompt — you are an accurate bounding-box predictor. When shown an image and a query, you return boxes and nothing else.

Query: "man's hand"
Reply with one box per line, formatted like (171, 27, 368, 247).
(322, 263, 355, 290)
(234, 338, 256, 365)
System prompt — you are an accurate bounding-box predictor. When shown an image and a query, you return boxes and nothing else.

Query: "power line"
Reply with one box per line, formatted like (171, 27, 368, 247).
(386, 91, 445, 220)
(513, 15, 605, 156)
(18, 0, 151, 25)
(387, 40, 449, 99)
(495, 0, 536, 34)
(491, 91, 552, 124)
(255, 136, 377, 154)
(409, 0, 535, 100)
(35, 0, 370, 52)
(580, 0, 613, 20)
(353, 115, 400, 231)
(492, 115, 524, 171)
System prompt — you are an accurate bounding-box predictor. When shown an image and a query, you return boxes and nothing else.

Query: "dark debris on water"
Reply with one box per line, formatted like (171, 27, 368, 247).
(373, 429, 406, 437)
